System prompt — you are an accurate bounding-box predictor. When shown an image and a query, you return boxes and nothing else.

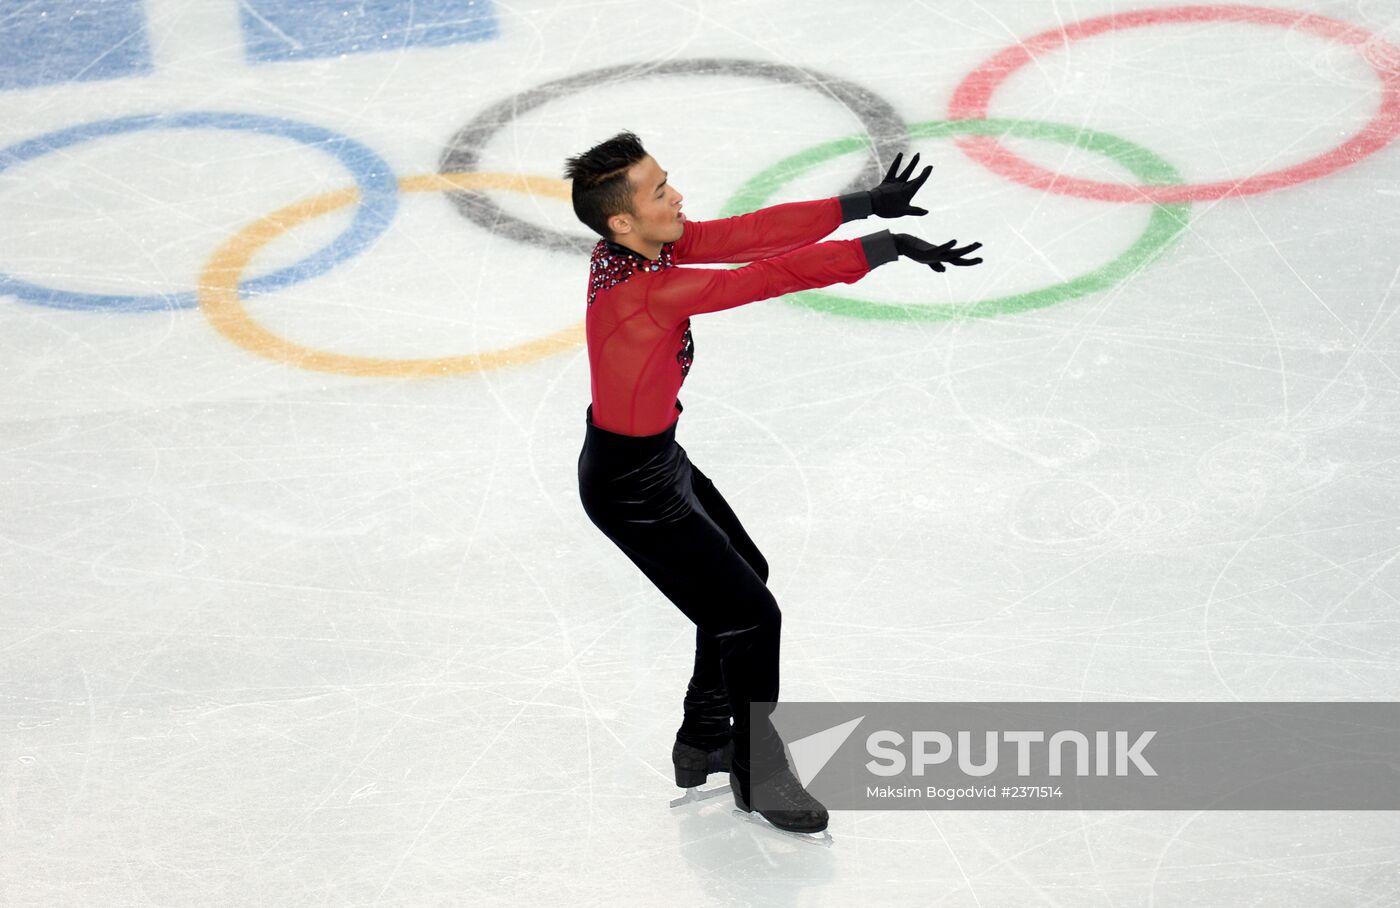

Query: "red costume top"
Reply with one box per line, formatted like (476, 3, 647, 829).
(584, 197, 895, 436)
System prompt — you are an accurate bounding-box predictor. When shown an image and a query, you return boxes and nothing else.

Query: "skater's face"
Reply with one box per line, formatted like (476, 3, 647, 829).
(608, 155, 685, 254)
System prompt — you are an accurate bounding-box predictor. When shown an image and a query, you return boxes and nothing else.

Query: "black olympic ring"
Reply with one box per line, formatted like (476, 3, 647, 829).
(438, 58, 912, 254)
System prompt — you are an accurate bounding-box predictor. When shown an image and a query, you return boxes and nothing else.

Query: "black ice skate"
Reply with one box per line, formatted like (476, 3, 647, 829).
(730, 765, 833, 847)
(668, 739, 734, 808)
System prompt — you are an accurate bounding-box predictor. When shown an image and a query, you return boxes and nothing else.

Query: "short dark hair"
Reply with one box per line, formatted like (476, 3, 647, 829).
(563, 131, 649, 239)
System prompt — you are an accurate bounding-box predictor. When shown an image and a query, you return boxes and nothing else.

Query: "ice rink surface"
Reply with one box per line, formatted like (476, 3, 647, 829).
(2, 0, 1399, 904)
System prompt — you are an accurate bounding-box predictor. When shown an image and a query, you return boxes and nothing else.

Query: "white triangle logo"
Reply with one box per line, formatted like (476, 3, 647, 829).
(788, 715, 864, 787)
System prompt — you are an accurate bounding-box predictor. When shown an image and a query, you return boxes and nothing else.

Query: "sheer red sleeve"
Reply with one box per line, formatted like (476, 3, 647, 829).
(643, 236, 876, 326)
(670, 198, 844, 264)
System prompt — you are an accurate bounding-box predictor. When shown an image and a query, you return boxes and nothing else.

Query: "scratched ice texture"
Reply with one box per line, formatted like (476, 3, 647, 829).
(1, 0, 1399, 905)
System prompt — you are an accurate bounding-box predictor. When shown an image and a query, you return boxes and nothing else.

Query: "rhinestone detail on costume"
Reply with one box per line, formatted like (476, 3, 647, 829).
(677, 322, 694, 376)
(587, 239, 676, 306)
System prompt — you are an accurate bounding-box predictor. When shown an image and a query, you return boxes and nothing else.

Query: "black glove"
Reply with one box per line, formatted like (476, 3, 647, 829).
(893, 233, 983, 273)
(870, 152, 932, 218)
(838, 152, 933, 222)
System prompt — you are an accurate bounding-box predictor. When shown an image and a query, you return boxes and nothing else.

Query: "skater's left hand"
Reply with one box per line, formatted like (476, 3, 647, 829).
(867, 152, 933, 219)
(892, 233, 983, 272)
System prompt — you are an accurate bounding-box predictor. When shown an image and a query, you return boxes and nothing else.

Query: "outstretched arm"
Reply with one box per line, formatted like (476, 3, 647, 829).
(670, 195, 871, 265)
(646, 231, 899, 324)
(670, 152, 938, 264)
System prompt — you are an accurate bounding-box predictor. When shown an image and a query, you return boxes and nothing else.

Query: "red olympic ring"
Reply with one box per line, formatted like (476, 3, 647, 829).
(948, 3, 1400, 202)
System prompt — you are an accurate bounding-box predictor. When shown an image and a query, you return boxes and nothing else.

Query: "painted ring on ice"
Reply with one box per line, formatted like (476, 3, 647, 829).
(721, 117, 1192, 321)
(438, 58, 911, 254)
(198, 172, 582, 378)
(947, 4, 1400, 203)
(0, 111, 398, 312)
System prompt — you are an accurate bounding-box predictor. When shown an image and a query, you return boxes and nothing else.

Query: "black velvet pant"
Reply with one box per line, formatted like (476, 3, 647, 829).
(577, 401, 785, 781)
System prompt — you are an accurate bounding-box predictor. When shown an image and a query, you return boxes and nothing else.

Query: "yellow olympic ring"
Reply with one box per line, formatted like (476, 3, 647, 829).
(198, 172, 582, 377)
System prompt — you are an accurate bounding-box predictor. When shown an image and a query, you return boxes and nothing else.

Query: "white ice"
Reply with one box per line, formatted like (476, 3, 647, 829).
(2, 0, 1399, 904)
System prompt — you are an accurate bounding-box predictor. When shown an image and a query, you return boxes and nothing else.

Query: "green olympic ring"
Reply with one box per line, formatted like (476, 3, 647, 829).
(721, 118, 1193, 321)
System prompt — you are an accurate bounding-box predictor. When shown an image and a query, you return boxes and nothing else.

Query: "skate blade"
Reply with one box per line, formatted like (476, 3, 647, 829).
(669, 784, 731, 808)
(732, 808, 834, 847)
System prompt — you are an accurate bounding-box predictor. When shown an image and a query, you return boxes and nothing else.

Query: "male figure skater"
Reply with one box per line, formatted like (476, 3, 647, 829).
(568, 132, 981, 838)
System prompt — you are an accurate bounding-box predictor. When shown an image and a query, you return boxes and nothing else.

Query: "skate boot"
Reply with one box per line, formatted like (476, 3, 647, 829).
(669, 739, 734, 808)
(731, 765, 832, 845)
(672, 739, 733, 787)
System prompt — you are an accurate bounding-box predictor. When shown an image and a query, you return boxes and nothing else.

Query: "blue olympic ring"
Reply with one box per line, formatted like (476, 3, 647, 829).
(0, 111, 399, 312)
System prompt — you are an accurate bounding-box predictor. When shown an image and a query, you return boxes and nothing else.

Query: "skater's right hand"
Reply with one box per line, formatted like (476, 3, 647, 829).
(867, 152, 934, 219)
(892, 233, 983, 273)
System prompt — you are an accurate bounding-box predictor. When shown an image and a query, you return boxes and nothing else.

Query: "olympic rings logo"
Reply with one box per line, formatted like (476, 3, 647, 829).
(201, 173, 584, 378)
(3, 4, 1397, 377)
